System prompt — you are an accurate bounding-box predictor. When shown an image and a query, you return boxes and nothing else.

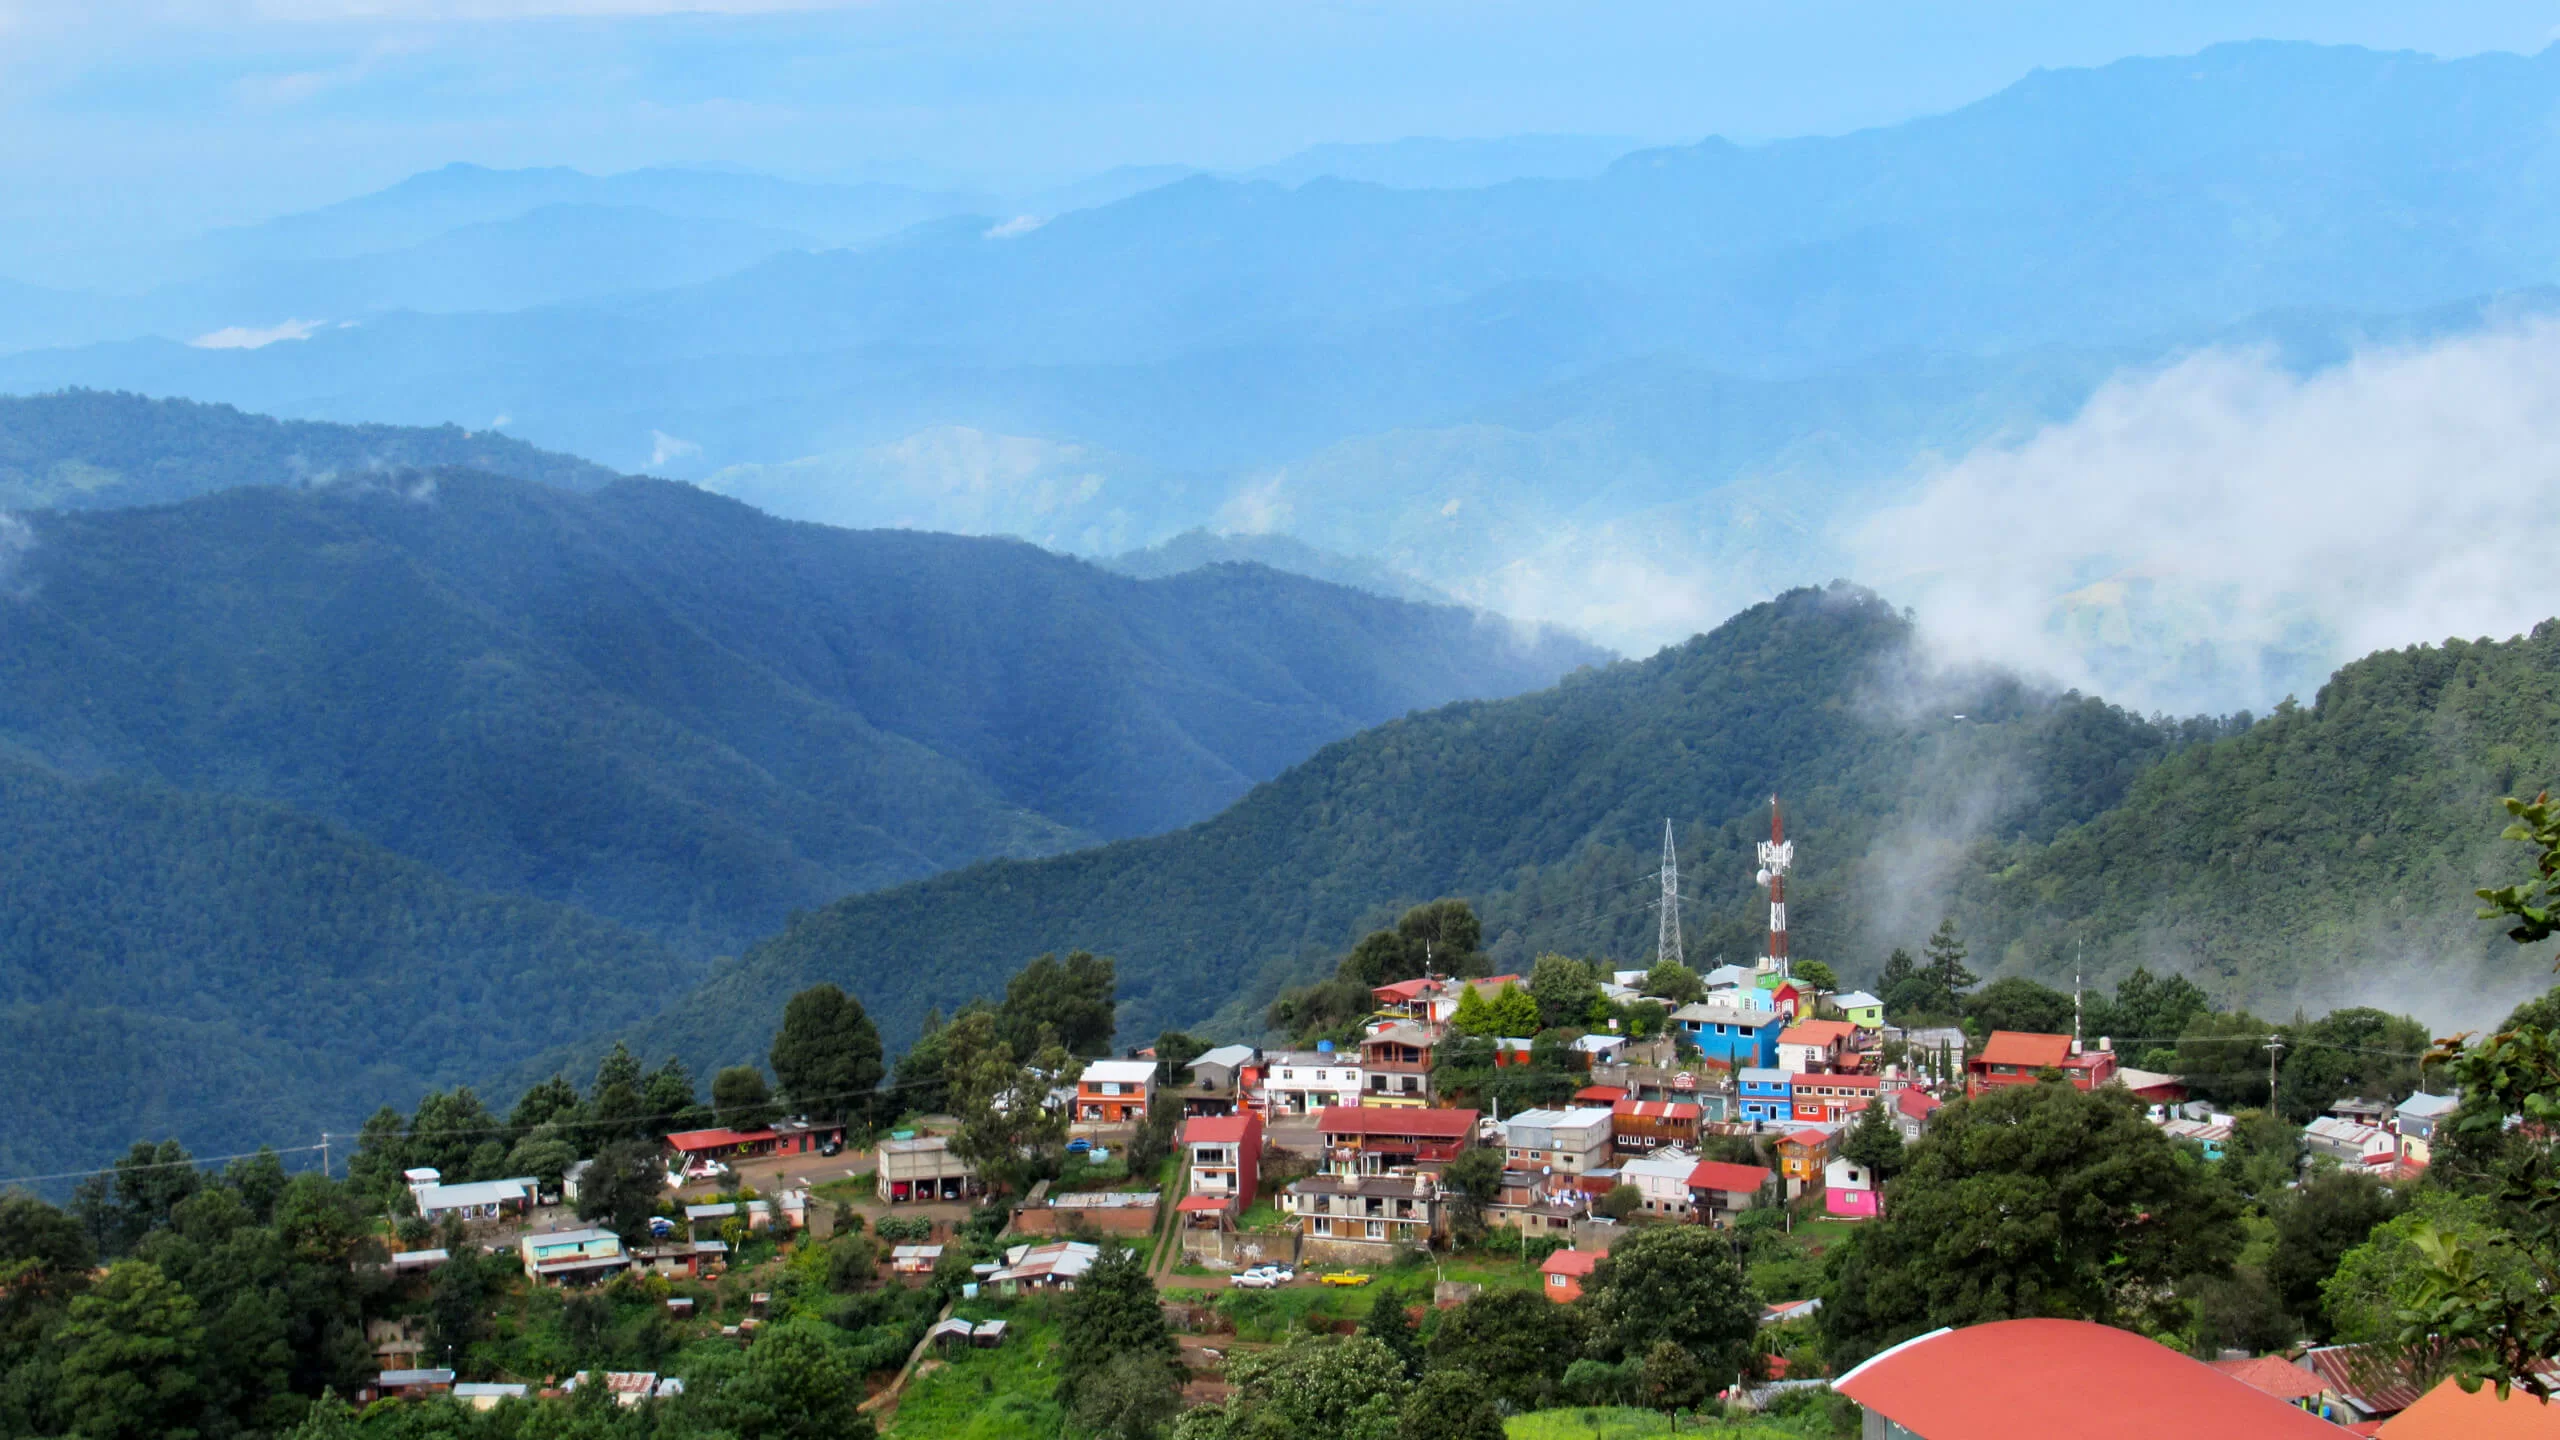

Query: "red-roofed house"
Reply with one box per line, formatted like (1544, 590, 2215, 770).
(1575, 1085, 1630, 1106)
(1775, 1127, 1835, 1198)
(1836, 1318, 2346, 1439)
(663, 1128, 779, 1168)
(1967, 1031, 2118, 1097)
(1370, 974, 1525, 1026)
(1316, 1106, 1479, 1168)
(2381, 1372, 2560, 1438)
(2209, 1355, 2327, 1413)
(1892, 1087, 1944, 1142)
(1539, 1247, 1601, 1303)
(1182, 1112, 1263, 1214)
(1685, 1160, 1776, 1227)
(1777, 1019, 1858, 1074)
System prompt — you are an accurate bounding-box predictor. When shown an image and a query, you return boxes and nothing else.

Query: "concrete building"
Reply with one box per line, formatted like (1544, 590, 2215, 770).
(1739, 1068, 1793, 1124)
(1617, 1146, 1703, 1219)
(519, 1227, 628, 1285)
(875, 1134, 977, 1204)
(1671, 1001, 1784, 1069)
(1686, 1160, 1776, 1228)
(1283, 1169, 1442, 1257)
(1358, 1024, 1437, 1106)
(1502, 1106, 1615, 1176)
(1075, 1059, 1157, 1124)
(1262, 1047, 1364, 1114)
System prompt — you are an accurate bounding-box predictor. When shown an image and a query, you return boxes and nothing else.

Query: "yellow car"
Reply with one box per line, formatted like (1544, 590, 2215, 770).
(1319, 1272, 1372, 1287)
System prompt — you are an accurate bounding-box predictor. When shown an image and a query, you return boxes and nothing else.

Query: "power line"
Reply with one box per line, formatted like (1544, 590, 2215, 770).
(0, 1143, 330, 1192)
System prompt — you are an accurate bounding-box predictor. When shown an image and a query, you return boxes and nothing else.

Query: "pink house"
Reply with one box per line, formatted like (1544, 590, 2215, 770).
(1823, 1155, 1880, 1218)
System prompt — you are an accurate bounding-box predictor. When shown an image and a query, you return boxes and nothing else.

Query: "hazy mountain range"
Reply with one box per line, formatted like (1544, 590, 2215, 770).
(10, 42, 2560, 709)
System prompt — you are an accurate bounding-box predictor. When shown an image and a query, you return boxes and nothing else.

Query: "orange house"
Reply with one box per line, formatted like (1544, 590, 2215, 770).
(1966, 1031, 2118, 1098)
(1539, 1248, 1600, 1303)
(1076, 1059, 1157, 1124)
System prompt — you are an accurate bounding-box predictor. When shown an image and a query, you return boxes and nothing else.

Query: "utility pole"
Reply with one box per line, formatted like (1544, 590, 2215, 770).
(319, 1133, 330, 1179)
(1657, 820, 1685, 969)
(2264, 1034, 2286, 1106)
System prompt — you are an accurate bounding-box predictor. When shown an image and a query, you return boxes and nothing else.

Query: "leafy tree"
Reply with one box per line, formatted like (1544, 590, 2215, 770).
(72, 1141, 201, 1259)
(1625, 999, 1670, 1040)
(1362, 1288, 1423, 1380)
(1963, 976, 2074, 1037)
(2085, 967, 2211, 1059)
(1839, 1094, 1906, 1182)
(1425, 1288, 1585, 1411)
(1486, 983, 1542, 1039)
(1580, 1224, 1759, 1376)
(1527, 954, 1602, 1030)
(1400, 1366, 1505, 1440)
(1876, 947, 1928, 1018)
(640, 1058, 701, 1128)
(54, 1261, 204, 1440)
(2322, 1189, 2531, 1343)
(2276, 1008, 2431, 1122)
(1154, 1030, 1212, 1087)
(1640, 960, 1703, 1007)
(1818, 1079, 2243, 1366)
(425, 1254, 493, 1368)
(1637, 1339, 1708, 1412)
(1439, 1148, 1507, 1242)
(890, 1006, 958, 1116)
(2265, 1169, 2398, 1337)
(2176, 1011, 2282, 1109)
(1396, 900, 1484, 974)
(712, 1066, 778, 1130)
(1198, 1335, 1409, 1440)
(1075, 1351, 1184, 1440)
(1792, 959, 1840, 1000)
(999, 951, 1118, 1058)
(714, 1324, 876, 1440)
(2187, 1269, 2296, 1359)
(507, 1074, 584, 1135)
(1598, 1184, 1642, 1222)
(573, 1139, 665, 1245)
(825, 1233, 878, 1292)
(769, 984, 886, 1122)
(506, 1129, 580, 1190)
(1057, 1246, 1179, 1409)
(944, 1013, 1069, 1196)
(1448, 983, 1497, 1037)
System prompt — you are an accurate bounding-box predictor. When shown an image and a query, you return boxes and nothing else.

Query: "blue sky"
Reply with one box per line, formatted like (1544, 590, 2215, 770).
(4, 0, 2556, 282)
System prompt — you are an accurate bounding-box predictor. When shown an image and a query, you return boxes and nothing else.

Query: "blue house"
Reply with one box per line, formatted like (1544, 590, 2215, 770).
(1671, 1001, 1784, 1069)
(1737, 1068, 1793, 1124)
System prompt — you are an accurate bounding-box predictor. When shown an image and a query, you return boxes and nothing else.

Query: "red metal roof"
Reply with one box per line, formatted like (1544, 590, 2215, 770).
(1182, 1115, 1259, 1145)
(1613, 1100, 1702, 1120)
(2208, 1356, 2327, 1403)
(1576, 1086, 1631, 1104)
(1173, 1194, 1234, 1213)
(1896, 1088, 1944, 1118)
(1837, 1320, 2344, 1440)
(1371, 978, 1433, 1003)
(1975, 1031, 2074, 1069)
(664, 1128, 779, 1152)
(1687, 1161, 1774, 1193)
(1316, 1106, 1479, 1139)
(1780, 1020, 1857, 1047)
(2304, 1344, 2431, 1416)
(1539, 1249, 1601, 1277)
(2381, 1374, 2560, 1439)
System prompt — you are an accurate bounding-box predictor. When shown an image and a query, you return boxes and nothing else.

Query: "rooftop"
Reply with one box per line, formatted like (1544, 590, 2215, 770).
(1780, 1020, 1857, 1047)
(1739, 1067, 1791, 1085)
(413, 1177, 535, 1210)
(1688, 1161, 1774, 1193)
(1834, 990, 1882, 1008)
(2208, 1356, 2327, 1403)
(1670, 1001, 1780, 1024)
(2380, 1373, 2560, 1438)
(1183, 1114, 1259, 1144)
(663, 1127, 778, 1153)
(1316, 1106, 1478, 1140)
(1188, 1044, 1258, 1073)
(1613, 1100, 1701, 1120)
(1079, 1059, 1157, 1085)
(2395, 1091, 2460, 1119)
(1540, 1249, 1601, 1278)
(1975, 1031, 2074, 1069)
(1895, 1088, 1944, 1118)
(1836, 1319, 2345, 1440)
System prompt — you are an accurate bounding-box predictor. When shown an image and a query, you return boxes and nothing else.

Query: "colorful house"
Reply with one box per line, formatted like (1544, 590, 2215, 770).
(1890, 1087, 1943, 1142)
(1180, 1112, 1263, 1214)
(1674, 1001, 1784, 1068)
(1791, 1072, 1881, 1122)
(1262, 1046, 1363, 1115)
(519, 1227, 628, 1286)
(1503, 1107, 1615, 1175)
(1823, 1155, 1879, 1218)
(1074, 1059, 1157, 1124)
(1315, 1106, 1478, 1169)
(1777, 1019, 1857, 1074)
(1609, 1099, 1702, 1158)
(1965, 1031, 2118, 1097)
(1833, 990, 1884, 1030)
(1738, 1068, 1793, 1124)
(1685, 1160, 1776, 1227)
(1539, 1248, 1601, 1303)
(1774, 1126, 1836, 1199)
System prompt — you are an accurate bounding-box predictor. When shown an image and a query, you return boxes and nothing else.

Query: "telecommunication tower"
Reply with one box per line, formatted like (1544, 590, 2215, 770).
(1656, 819, 1684, 969)
(1754, 796, 1793, 980)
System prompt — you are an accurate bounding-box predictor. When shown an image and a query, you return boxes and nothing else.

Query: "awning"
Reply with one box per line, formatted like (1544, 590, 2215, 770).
(1175, 1194, 1235, 1212)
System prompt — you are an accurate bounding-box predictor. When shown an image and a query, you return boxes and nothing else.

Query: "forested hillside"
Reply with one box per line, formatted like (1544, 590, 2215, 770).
(0, 389, 618, 510)
(0, 468, 1601, 957)
(1952, 623, 2560, 1019)
(637, 586, 2208, 1068)
(636, 589, 2560, 1071)
(0, 754, 693, 1177)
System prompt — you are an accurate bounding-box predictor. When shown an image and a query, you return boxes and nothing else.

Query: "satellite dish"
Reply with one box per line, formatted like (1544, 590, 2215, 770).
(1755, 869, 1771, 887)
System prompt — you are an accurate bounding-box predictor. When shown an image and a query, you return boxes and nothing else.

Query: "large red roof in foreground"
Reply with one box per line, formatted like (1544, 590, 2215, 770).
(1974, 1031, 2074, 1069)
(1316, 1106, 1478, 1139)
(1836, 1320, 2342, 1440)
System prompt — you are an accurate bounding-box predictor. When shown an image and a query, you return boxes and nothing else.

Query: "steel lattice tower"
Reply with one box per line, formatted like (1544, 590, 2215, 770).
(1656, 819, 1684, 969)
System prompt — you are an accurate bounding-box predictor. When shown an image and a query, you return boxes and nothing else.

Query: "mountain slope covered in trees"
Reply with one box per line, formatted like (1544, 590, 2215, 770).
(636, 586, 2213, 1066)
(0, 753, 693, 1177)
(637, 587, 2560, 1073)
(0, 462, 1604, 957)
(0, 389, 619, 510)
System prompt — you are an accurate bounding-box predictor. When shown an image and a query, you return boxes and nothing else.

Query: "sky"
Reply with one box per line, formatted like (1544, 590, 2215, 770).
(5, 0, 2559, 284)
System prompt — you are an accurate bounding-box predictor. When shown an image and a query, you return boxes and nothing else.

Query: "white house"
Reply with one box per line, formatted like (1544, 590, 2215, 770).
(1617, 1146, 1702, 1219)
(412, 1175, 539, 1223)
(2304, 1116, 2399, 1168)
(2391, 1091, 2458, 1163)
(1261, 1048, 1364, 1115)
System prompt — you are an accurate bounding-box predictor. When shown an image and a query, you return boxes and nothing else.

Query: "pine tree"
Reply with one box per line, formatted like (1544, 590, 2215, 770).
(1841, 1096, 1905, 1182)
(1923, 919, 1977, 1011)
(1056, 1246, 1179, 1409)
(1488, 983, 1542, 1038)
(1363, 1286, 1423, 1379)
(1449, 982, 1497, 1037)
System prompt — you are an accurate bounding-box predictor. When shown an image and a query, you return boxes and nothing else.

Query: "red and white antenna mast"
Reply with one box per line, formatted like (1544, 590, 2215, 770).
(1755, 796, 1793, 980)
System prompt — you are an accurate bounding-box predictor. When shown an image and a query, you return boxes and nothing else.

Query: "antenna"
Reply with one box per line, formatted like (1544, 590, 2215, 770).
(1656, 820, 1685, 969)
(1756, 796, 1793, 981)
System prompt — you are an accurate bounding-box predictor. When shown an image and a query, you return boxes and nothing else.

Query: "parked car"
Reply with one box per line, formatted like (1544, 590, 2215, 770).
(1229, 1269, 1281, 1289)
(1319, 1272, 1372, 1287)
(818, 1140, 842, 1157)
(1066, 1138, 1092, 1155)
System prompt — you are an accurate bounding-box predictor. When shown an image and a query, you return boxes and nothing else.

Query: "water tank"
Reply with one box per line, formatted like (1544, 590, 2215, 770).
(1317, 1040, 1334, 1054)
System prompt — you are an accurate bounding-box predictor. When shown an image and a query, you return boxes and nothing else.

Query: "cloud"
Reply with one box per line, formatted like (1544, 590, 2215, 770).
(0, 513, 35, 601)
(188, 317, 325, 349)
(1849, 322, 2560, 714)
(648, 429, 702, 468)
(983, 214, 1046, 239)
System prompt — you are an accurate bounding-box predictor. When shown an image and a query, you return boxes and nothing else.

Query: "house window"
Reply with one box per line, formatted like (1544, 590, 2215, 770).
(1366, 1221, 1385, 1239)
(1549, 1274, 1566, 1288)
(1315, 1070, 1327, 1081)
(1313, 1217, 1333, 1236)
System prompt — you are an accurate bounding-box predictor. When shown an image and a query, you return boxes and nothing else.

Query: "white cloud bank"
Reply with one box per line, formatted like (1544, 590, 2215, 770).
(188, 317, 325, 349)
(1849, 322, 2560, 715)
